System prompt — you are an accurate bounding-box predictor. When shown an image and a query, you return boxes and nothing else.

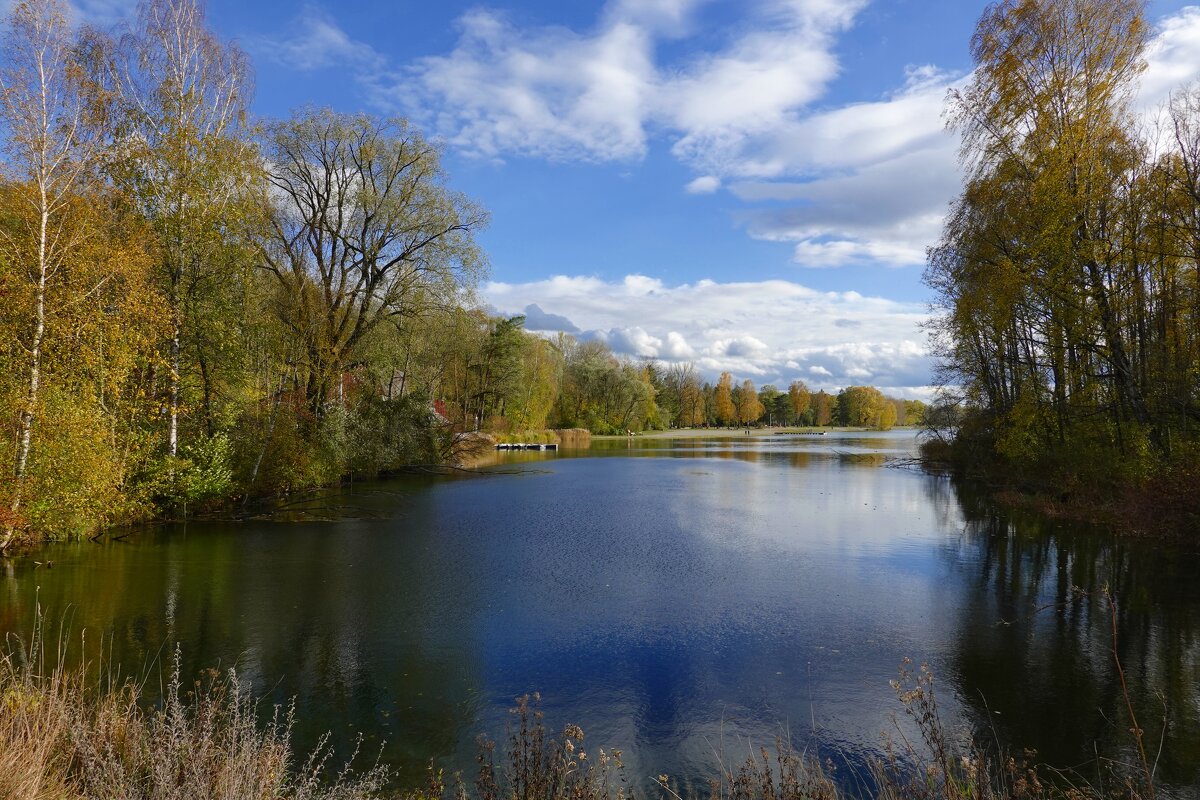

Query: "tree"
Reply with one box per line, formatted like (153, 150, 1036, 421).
(714, 372, 735, 426)
(737, 379, 764, 425)
(510, 335, 560, 431)
(788, 380, 811, 425)
(903, 399, 927, 426)
(110, 0, 255, 456)
(934, 0, 1152, 454)
(471, 315, 526, 429)
(812, 391, 834, 426)
(679, 370, 706, 427)
(260, 109, 487, 415)
(837, 385, 893, 429)
(0, 0, 101, 546)
(758, 384, 781, 425)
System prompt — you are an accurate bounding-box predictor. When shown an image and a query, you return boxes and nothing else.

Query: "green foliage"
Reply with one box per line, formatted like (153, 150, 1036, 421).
(13, 388, 128, 537)
(175, 434, 235, 508)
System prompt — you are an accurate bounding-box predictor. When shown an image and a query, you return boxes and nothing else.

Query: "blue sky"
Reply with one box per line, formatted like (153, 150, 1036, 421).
(77, 0, 1200, 396)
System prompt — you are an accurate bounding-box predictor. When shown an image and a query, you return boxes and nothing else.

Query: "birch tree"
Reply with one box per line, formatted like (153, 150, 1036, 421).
(0, 0, 99, 548)
(111, 0, 252, 457)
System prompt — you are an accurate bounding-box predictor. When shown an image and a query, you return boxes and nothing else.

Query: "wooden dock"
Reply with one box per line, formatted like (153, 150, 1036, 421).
(495, 443, 559, 450)
(778, 431, 826, 436)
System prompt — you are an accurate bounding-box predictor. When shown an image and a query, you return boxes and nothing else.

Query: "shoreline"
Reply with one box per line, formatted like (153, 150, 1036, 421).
(591, 426, 911, 441)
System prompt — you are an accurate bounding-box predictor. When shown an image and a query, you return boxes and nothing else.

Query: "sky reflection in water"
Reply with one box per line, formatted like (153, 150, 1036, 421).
(2, 430, 1198, 793)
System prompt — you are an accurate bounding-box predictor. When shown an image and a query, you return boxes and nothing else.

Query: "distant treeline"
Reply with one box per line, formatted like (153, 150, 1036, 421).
(926, 0, 1200, 523)
(435, 318, 926, 435)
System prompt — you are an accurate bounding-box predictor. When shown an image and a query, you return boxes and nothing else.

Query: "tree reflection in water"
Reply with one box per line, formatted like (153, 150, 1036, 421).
(939, 477, 1200, 786)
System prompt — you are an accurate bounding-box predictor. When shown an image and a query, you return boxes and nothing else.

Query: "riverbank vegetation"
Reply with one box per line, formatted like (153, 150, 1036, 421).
(1, 629, 388, 799)
(925, 0, 1200, 529)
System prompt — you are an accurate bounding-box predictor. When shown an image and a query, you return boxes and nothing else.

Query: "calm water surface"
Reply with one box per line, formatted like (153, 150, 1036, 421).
(2, 431, 1199, 794)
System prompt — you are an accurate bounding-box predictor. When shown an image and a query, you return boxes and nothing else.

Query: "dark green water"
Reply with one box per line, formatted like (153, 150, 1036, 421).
(2, 431, 1199, 794)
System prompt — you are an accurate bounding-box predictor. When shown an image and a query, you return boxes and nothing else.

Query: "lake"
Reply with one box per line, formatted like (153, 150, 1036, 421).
(2, 430, 1198, 794)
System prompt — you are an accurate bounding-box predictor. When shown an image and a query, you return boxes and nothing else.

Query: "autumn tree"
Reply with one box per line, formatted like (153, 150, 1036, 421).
(0, 0, 102, 546)
(261, 109, 487, 415)
(678, 369, 706, 427)
(788, 380, 811, 425)
(812, 391, 834, 427)
(737, 379, 764, 425)
(714, 372, 735, 426)
(903, 399, 926, 426)
(108, 0, 255, 456)
(937, 0, 1150, 437)
(837, 386, 892, 429)
(926, 0, 1200, 503)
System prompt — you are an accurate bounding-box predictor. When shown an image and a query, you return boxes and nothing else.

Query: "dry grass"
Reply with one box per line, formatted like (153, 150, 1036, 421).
(1, 618, 388, 800)
(553, 429, 592, 449)
(491, 431, 560, 445)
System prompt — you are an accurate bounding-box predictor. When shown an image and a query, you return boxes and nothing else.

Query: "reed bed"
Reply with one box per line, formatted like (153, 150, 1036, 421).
(553, 428, 592, 448)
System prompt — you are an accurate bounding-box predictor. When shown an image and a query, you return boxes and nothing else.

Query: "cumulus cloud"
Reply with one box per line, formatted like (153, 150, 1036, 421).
(521, 303, 580, 333)
(592, 326, 664, 357)
(1138, 7, 1200, 110)
(485, 274, 933, 396)
(719, 335, 769, 358)
(379, 7, 656, 161)
(662, 331, 697, 359)
(685, 175, 721, 194)
(358, 0, 862, 163)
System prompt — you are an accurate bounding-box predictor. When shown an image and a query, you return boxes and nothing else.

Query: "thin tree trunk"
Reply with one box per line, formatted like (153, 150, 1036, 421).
(4, 208, 49, 552)
(199, 351, 214, 438)
(168, 313, 181, 457)
(247, 364, 294, 495)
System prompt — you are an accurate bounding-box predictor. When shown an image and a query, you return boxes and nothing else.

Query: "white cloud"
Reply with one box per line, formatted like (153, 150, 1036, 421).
(251, 5, 385, 73)
(381, 7, 655, 161)
(718, 335, 769, 358)
(733, 142, 961, 267)
(685, 175, 721, 194)
(1138, 7, 1200, 110)
(521, 303, 580, 333)
(662, 331, 697, 359)
(71, 0, 136, 25)
(594, 326, 664, 357)
(483, 274, 933, 396)
(364, 0, 862, 164)
(604, 0, 709, 34)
